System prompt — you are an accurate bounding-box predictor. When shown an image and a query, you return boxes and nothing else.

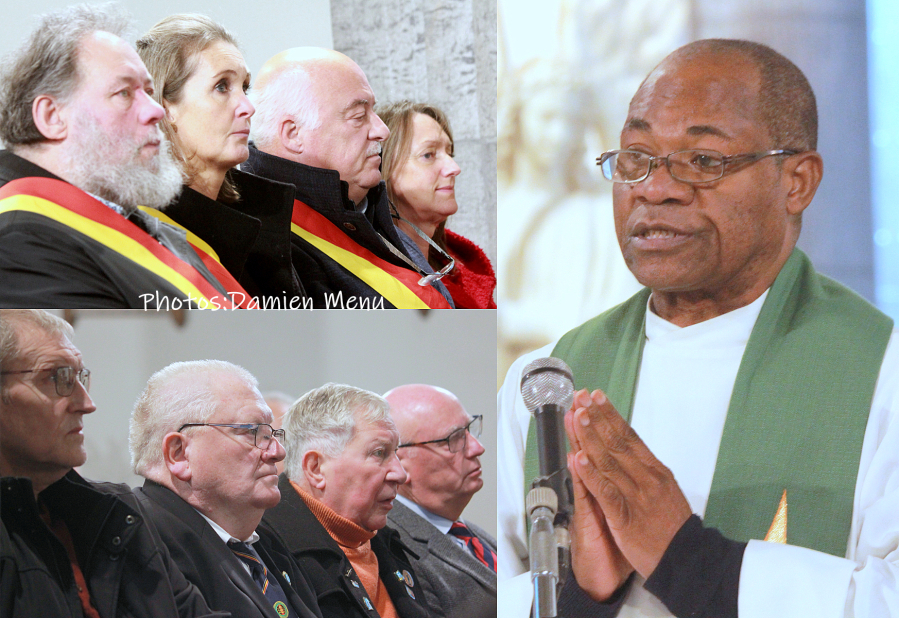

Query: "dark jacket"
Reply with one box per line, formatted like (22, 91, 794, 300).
(387, 501, 497, 618)
(163, 169, 305, 305)
(0, 150, 225, 309)
(259, 475, 431, 618)
(0, 471, 226, 618)
(134, 480, 323, 618)
(242, 145, 450, 309)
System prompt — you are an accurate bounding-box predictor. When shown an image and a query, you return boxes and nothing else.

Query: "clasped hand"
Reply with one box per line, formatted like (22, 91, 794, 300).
(564, 389, 692, 601)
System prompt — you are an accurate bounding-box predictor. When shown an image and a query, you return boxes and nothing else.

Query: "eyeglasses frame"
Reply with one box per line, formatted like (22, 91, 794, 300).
(396, 415, 483, 453)
(596, 148, 800, 184)
(176, 422, 285, 450)
(0, 366, 91, 397)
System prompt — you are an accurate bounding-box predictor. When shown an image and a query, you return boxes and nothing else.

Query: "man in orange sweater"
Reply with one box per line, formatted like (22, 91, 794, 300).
(260, 383, 431, 618)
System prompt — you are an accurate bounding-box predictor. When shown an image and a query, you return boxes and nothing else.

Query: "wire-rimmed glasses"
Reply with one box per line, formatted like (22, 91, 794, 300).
(596, 149, 799, 184)
(176, 423, 285, 450)
(0, 366, 91, 397)
(396, 415, 483, 453)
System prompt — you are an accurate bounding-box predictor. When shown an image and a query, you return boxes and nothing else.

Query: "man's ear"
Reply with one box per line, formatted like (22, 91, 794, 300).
(32, 95, 68, 141)
(302, 450, 326, 489)
(783, 150, 823, 217)
(162, 432, 191, 481)
(280, 118, 304, 155)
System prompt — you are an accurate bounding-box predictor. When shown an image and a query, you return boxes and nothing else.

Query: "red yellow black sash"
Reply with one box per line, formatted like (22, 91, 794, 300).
(290, 199, 452, 309)
(0, 177, 239, 308)
(138, 207, 256, 308)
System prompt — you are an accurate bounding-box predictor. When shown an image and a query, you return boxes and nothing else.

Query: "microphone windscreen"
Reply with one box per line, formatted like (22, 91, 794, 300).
(520, 357, 574, 413)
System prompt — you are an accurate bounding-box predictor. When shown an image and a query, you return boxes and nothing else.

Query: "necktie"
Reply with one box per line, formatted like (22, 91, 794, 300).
(228, 540, 294, 617)
(448, 521, 496, 572)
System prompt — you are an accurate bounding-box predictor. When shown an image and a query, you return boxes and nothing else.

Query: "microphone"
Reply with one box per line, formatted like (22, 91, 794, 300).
(521, 357, 575, 616)
(520, 357, 575, 523)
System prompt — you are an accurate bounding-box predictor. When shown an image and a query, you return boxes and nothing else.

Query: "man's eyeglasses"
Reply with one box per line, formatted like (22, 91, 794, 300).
(176, 423, 285, 450)
(397, 415, 483, 453)
(596, 149, 799, 184)
(0, 366, 91, 397)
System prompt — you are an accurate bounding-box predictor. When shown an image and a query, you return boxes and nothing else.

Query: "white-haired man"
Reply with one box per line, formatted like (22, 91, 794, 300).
(0, 5, 236, 308)
(259, 383, 430, 618)
(385, 384, 496, 618)
(129, 360, 323, 618)
(243, 47, 453, 309)
(0, 310, 224, 618)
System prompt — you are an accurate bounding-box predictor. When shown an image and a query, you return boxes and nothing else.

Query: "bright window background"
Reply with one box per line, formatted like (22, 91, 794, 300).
(869, 0, 899, 322)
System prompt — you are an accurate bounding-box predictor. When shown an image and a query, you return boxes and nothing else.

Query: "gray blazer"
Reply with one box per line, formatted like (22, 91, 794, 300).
(387, 501, 497, 618)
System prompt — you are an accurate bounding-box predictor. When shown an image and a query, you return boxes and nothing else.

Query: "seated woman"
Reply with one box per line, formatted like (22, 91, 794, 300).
(377, 102, 496, 309)
(137, 15, 303, 304)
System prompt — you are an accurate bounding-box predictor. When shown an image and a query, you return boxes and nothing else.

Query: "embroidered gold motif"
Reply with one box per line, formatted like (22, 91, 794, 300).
(764, 489, 788, 544)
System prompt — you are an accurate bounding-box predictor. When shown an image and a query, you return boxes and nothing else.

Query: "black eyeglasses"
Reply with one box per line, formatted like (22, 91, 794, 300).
(176, 423, 285, 450)
(596, 149, 799, 184)
(0, 366, 91, 397)
(397, 415, 483, 453)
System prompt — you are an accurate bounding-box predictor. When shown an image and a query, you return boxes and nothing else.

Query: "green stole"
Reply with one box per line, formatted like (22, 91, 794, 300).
(524, 249, 892, 556)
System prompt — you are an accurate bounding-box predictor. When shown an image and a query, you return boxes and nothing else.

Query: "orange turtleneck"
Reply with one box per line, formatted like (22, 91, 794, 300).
(292, 482, 399, 618)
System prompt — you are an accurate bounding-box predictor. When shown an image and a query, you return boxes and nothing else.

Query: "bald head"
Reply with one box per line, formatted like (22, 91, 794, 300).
(385, 385, 484, 520)
(249, 47, 389, 203)
(636, 39, 817, 152)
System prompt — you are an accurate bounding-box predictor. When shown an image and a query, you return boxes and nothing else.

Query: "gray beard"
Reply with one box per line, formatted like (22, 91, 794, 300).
(60, 118, 184, 211)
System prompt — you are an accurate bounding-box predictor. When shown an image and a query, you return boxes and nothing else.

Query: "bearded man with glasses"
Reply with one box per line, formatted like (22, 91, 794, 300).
(129, 359, 323, 618)
(0, 310, 225, 618)
(498, 39, 899, 618)
(385, 385, 496, 618)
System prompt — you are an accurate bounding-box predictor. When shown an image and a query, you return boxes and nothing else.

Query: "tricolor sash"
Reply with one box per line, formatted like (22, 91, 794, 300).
(0, 177, 237, 309)
(138, 207, 256, 308)
(524, 249, 892, 555)
(290, 199, 452, 309)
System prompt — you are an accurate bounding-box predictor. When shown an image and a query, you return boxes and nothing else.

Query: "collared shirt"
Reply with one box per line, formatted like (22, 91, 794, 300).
(394, 495, 467, 552)
(196, 510, 260, 577)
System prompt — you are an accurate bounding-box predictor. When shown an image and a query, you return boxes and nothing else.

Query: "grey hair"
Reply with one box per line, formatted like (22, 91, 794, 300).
(249, 64, 321, 150)
(129, 359, 258, 477)
(0, 310, 74, 402)
(282, 382, 393, 480)
(0, 3, 132, 148)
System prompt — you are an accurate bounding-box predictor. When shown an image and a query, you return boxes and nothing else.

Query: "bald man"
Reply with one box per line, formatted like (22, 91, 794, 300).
(385, 385, 496, 618)
(244, 47, 453, 309)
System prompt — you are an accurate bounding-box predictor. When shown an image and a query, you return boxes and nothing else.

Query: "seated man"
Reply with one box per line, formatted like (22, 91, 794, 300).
(385, 384, 496, 618)
(0, 5, 240, 308)
(129, 360, 322, 618)
(260, 383, 430, 618)
(0, 310, 223, 618)
(244, 47, 453, 309)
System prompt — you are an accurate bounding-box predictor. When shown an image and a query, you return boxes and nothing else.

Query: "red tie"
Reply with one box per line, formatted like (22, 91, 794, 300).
(448, 521, 496, 572)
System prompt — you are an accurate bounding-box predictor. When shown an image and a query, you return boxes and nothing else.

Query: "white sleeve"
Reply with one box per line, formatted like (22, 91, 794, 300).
(739, 330, 899, 618)
(497, 342, 557, 581)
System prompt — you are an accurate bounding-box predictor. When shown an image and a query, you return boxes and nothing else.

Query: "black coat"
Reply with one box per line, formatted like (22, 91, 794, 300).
(259, 475, 431, 618)
(0, 471, 226, 618)
(0, 150, 225, 309)
(163, 169, 305, 304)
(134, 480, 323, 618)
(242, 145, 451, 309)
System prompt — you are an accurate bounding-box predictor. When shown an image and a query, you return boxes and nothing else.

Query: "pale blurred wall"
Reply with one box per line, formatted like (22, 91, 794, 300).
(498, 0, 875, 380)
(330, 0, 498, 271)
(1, 0, 334, 78)
(63, 310, 497, 535)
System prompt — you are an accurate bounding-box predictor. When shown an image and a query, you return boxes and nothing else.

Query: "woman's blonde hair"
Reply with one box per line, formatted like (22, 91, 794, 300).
(137, 14, 241, 203)
(376, 101, 454, 268)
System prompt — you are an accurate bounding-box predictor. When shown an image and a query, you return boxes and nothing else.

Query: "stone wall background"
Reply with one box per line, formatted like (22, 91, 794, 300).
(331, 0, 498, 271)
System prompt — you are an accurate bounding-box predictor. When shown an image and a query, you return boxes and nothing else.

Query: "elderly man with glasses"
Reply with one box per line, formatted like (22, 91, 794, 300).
(129, 360, 323, 618)
(498, 39, 899, 618)
(260, 383, 430, 618)
(383, 384, 496, 618)
(0, 310, 225, 618)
